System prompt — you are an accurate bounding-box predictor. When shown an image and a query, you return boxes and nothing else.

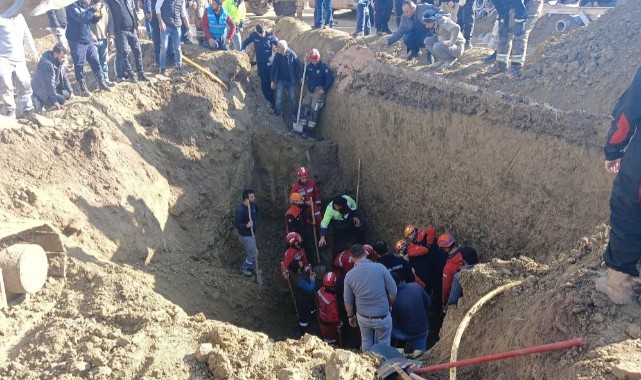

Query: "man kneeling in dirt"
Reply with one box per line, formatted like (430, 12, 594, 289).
(201, 0, 236, 51)
(31, 43, 74, 112)
(299, 48, 334, 138)
(421, 8, 465, 70)
(598, 66, 641, 305)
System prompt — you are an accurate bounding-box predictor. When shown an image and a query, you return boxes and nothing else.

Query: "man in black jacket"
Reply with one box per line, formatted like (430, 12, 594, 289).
(270, 40, 299, 120)
(105, 0, 148, 81)
(31, 43, 74, 111)
(234, 189, 259, 277)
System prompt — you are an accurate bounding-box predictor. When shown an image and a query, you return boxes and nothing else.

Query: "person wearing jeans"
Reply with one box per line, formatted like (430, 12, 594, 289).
(390, 274, 431, 352)
(106, 0, 149, 81)
(344, 244, 397, 352)
(314, 0, 333, 28)
(90, 0, 114, 83)
(270, 40, 300, 120)
(385, 1, 434, 61)
(353, 0, 371, 37)
(234, 189, 259, 276)
(422, 8, 465, 69)
(155, 0, 190, 75)
(222, 0, 246, 50)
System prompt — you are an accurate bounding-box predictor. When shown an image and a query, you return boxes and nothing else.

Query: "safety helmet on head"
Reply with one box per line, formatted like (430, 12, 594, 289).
(323, 271, 337, 287)
(422, 9, 438, 24)
(309, 48, 321, 63)
(297, 167, 309, 179)
(395, 239, 410, 254)
(437, 233, 455, 248)
(403, 224, 418, 238)
(286, 232, 302, 246)
(363, 244, 374, 256)
(290, 192, 303, 203)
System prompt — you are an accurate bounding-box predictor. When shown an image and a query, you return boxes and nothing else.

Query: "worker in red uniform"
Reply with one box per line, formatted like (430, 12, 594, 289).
(282, 232, 311, 278)
(316, 271, 341, 345)
(333, 249, 353, 277)
(439, 233, 465, 307)
(290, 166, 322, 224)
(285, 192, 305, 234)
(403, 224, 447, 310)
(395, 240, 427, 289)
(403, 224, 437, 248)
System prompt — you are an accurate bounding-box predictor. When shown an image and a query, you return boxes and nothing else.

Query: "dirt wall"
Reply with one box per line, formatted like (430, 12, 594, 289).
(275, 18, 614, 260)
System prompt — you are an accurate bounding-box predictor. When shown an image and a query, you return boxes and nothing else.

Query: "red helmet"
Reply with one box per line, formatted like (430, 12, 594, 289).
(437, 233, 455, 249)
(323, 271, 337, 287)
(309, 48, 320, 63)
(363, 244, 374, 256)
(334, 250, 354, 272)
(297, 167, 309, 179)
(286, 232, 302, 246)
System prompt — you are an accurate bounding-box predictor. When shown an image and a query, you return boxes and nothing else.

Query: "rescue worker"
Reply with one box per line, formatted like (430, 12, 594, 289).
(445, 247, 479, 309)
(241, 24, 279, 105)
(383, 0, 434, 62)
(270, 40, 299, 121)
(372, 240, 415, 284)
(31, 43, 74, 112)
(286, 192, 318, 265)
(318, 195, 364, 268)
(288, 258, 317, 337)
(395, 240, 428, 289)
(317, 271, 341, 345)
(334, 253, 360, 349)
(403, 224, 437, 251)
(222, 0, 245, 50)
(0, 5, 38, 118)
(290, 167, 322, 222)
(300, 49, 334, 138)
(333, 249, 354, 278)
(66, 0, 114, 96)
(155, 0, 191, 76)
(403, 224, 446, 310)
(438, 233, 465, 306)
(422, 7, 465, 70)
(282, 231, 311, 277)
(201, 0, 235, 51)
(105, 0, 148, 82)
(597, 67, 641, 305)
(487, 0, 542, 76)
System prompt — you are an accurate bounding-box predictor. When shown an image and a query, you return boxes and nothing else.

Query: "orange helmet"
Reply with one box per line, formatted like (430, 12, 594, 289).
(404, 225, 418, 238)
(286, 232, 302, 246)
(309, 48, 320, 63)
(290, 192, 303, 203)
(395, 239, 410, 254)
(323, 271, 337, 287)
(363, 244, 374, 256)
(437, 233, 455, 248)
(297, 167, 309, 179)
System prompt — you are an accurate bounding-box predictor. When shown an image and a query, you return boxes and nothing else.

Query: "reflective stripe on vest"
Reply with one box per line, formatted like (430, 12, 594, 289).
(206, 7, 228, 39)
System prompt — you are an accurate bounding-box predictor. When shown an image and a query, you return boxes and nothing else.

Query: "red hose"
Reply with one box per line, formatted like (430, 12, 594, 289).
(415, 338, 585, 374)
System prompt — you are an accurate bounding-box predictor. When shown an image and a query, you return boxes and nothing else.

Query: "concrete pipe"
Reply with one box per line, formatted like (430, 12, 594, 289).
(0, 244, 48, 294)
(556, 18, 573, 33)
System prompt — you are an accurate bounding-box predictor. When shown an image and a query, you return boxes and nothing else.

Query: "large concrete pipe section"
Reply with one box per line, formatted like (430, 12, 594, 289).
(0, 244, 49, 294)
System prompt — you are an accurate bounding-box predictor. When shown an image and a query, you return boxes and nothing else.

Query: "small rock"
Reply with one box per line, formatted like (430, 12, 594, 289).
(611, 361, 641, 380)
(625, 324, 641, 339)
(74, 361, 90, 373)
(325, 349, 358, 380)
(64, 218, 84, 236)
(25, 189, 37, 205)
(190, 312, 206, 323)
(22, 126, 36, 136)
(277, 367, 302, 380)
(95, 366, 112, 377)
(591, 313, 605, 324)
(195, 343, 214, 363)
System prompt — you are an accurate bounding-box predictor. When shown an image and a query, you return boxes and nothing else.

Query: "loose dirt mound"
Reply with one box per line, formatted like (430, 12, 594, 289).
(422, 226, 641, 379)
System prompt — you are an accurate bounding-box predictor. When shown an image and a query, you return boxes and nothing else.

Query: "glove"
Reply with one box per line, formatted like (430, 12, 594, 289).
(514, 19, 526, 36)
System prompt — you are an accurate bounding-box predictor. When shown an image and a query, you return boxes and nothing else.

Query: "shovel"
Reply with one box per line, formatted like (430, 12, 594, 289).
(309, 197, 325, 276)
(247, 203, 264, 285)
(293, 61, 308, 133)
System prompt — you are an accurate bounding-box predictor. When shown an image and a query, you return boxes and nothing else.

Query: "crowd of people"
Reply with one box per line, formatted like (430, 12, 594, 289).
(234, 167, 481, 353)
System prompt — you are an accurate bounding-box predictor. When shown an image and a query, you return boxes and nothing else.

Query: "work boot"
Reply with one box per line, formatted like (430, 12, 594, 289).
(79, 81, 91, 97)
(351, 31, 363, 37)
(178, 67, 189, 76)
(508, 64, 523, 77)
(406, 50, 421, 61)
(425, 51, 434, 65)
(138, 71, 149, 81)
(104, 80, 116, 87)
(486, 61, 507, 75)
(98, 79, 112, 92)
(484, 51, 497, 64)
(240, 268, 253, 277)
(127, 71, 138, 83)
(596, 269, 633, 305)
(464, 41, 472, 50)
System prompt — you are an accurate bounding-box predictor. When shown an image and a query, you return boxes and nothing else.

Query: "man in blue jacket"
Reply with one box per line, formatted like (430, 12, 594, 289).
(241, 23, 278, 105)
(390, 272, 430, 352)
(299, 48, 333, 138)
(31, 43, 74, 111)
(597, 67, 641, 305)
(155, 0, 191, 76)
(66, 0, 113, 95)
(270, 40, 299, 121)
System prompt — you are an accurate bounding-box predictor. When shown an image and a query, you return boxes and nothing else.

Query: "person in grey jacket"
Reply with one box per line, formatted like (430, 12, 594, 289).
(382, 0, 433, 62)
(422, 7, 465, 69)
(47, 9, 69, 48)
(31, 43, 74, 111)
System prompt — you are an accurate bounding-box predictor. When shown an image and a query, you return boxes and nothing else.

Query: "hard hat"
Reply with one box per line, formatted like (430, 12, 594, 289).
(363, 244, 374, 256)
(422, 9, 438, 23)
(290, 192, 303, 203)
(297, 167, 309, 179)
(323, 271, 337, 287)
(286, 232, 302, 245)
(309, 48, 321, 63)
(437, 233, 455, 248)
(395, 239, 409, 254)
(403, 225, 418, 238)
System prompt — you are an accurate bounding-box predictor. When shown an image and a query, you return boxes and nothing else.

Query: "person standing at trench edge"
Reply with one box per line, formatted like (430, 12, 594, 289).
(234, 189, 259, 277)
(597, 66, 641, 305)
